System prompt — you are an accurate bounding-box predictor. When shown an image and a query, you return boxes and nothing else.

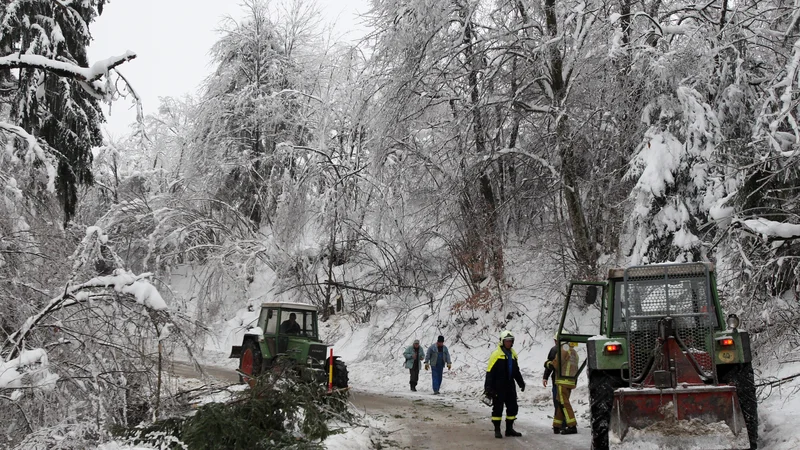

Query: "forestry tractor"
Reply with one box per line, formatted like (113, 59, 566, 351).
(229, 302, 349, 390)
(557, 262, 757, 449)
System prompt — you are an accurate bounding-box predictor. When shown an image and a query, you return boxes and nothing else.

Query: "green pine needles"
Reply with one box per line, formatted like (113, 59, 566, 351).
(122, 371, 353, 450)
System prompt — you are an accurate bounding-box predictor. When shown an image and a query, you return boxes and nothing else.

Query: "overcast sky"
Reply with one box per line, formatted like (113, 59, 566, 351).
(89, 0, 369, 139)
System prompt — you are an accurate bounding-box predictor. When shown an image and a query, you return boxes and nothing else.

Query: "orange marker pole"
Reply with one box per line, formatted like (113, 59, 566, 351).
(328, 348, 334, 393)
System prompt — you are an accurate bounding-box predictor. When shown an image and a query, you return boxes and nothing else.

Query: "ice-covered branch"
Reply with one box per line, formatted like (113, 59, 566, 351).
(492, 148, 561, 179)
(732, 217, 800, 241)
(3, 270, 166, 361)
(0, 51, 136, 100)
(0, 122, 57, 192)
(0, 51, 135, 81)
(758, 38, 800, 157)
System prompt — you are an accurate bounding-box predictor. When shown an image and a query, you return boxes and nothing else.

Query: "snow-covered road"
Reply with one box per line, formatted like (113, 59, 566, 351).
(349, 389, 586, 450)
(171, 360, 587, 449)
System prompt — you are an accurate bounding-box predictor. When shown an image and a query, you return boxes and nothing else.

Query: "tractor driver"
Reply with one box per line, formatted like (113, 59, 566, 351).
(280, 312, 302, 334)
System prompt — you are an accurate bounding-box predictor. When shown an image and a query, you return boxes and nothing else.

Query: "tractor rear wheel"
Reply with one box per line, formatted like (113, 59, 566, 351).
(239, 339, 263, 386)
(325, 358, 349, 389)
(720, 363, 758, 449)
(589, 370, 623, 450)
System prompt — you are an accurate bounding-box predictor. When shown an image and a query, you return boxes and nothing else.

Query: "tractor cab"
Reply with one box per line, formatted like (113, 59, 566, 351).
(252, 303, 326, 366)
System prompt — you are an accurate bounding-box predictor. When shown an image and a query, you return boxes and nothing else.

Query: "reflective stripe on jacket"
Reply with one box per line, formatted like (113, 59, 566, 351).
(485, 345, 525, 392)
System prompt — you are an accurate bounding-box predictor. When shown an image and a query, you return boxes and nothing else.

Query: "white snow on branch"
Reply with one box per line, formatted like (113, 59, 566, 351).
(0, 122, 57, 193)
(0, 51, 136, 82)
(85, 225, 109, 244)
(5, 271, 167, 361)
(626, 130, 682, 202)
(760, 38, 800, 157)
(0, 348, 50, 389)
(82, 271, 167, 310)
(734, 217, 800, 240)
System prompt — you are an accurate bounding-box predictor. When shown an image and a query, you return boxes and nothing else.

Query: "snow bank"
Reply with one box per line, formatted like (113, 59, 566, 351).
(611, 418, 748, 449)
(323, 427, 373, 450)
(759, 361, 800, 450)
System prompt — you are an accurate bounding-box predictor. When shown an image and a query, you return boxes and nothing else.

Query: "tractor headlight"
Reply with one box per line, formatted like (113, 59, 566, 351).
(307, 356, 314, 366)
(726, 314, 740, 330)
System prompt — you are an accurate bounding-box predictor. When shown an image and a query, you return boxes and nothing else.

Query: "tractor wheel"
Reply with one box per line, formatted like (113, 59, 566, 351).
(239, 339, 263, 386)
(589, 370, 623, 450)
(720, 363, 758, 449)
(325, 358, 349, 389)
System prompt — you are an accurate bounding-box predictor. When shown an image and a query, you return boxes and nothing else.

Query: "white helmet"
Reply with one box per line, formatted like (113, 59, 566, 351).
(499, 330, 515, 342)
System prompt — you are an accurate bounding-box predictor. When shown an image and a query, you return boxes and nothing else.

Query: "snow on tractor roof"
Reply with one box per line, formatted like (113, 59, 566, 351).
(607, 262, 715, 279)
(260, 302, 317, 311)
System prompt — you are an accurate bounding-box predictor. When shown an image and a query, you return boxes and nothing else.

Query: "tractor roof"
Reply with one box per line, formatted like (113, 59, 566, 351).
(607, 262, 715, 279)
(260, 302, 317, 311)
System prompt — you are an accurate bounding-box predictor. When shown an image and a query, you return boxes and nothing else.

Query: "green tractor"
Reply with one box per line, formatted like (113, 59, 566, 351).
(229, 302, 349, 389)
(557, 262, 757, 450)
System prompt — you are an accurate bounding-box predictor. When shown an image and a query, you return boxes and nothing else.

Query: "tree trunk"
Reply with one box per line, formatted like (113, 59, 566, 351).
(544, 0, 596, 276)
(460, 2, 504, 283)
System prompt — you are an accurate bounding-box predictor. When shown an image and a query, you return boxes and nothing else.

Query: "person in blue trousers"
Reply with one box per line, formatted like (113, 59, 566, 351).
(424, 335, 452, 394)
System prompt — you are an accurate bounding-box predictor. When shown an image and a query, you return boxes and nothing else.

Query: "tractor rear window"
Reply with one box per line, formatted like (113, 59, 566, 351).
(612, 278, 719, 333)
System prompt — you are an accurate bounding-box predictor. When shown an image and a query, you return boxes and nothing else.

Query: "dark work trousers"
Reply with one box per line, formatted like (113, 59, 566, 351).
(551, 382, 560, 428)
(491, 387, 519, 421)
(409, 367, 420, 388)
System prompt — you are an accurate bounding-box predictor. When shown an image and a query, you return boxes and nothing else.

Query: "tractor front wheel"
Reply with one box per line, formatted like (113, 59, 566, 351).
(239, 339, 263, 386)
(720, 363, 758, 449)
(325, 358, 349, 389)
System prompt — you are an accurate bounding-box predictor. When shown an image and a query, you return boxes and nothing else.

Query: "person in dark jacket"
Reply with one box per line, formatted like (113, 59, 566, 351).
(543, 338, 561, 433)
(403, 339, 424, 391)
(484, 330, 526, 439)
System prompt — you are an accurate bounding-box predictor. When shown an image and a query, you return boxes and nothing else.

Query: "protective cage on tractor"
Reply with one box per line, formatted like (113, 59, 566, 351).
(557, 262, 758, 450)
(229, 302, 349, 391)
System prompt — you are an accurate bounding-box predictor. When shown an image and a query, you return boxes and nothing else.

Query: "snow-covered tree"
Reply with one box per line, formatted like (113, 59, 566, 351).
(193, 0, 320, 228)
(0, 0, 135, 225)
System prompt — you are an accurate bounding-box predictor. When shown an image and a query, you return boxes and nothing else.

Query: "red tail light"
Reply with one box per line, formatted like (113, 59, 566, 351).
(604, 343, 622, 354)
(718, 338, 734, 347)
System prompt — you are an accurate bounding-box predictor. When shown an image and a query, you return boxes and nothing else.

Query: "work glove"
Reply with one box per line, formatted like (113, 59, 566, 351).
(447, 363, 452, 370)
(425, 364, 430, 371)
(483, 389, 495, 399)
(519, 382, 525, 392)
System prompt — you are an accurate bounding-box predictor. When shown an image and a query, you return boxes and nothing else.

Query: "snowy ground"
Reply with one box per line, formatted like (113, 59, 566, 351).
(142, 245, 800, 450)
(757, 360, 800, 450)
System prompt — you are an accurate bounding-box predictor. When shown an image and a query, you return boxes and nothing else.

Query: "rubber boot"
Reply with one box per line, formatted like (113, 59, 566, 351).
(553, 427, 562, 434)
(505, 420, 522, 437)
(493, 420, 503, 439)
(561, 426, 577, 435)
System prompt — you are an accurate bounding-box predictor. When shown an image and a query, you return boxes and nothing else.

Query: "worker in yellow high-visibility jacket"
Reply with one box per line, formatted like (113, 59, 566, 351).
(484, 330, 526, 439)
(545, 339, 579, 434)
